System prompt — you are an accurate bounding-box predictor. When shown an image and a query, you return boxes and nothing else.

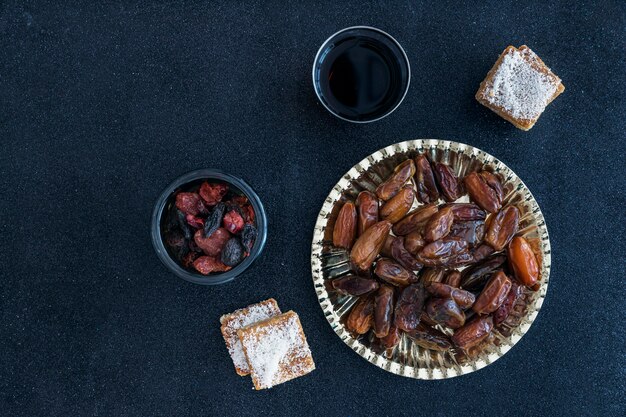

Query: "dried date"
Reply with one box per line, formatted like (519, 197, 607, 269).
(427, 283, 475, 309)
(406, 323, 452, 351)
(356, 191, 379, 236)
(443, 270, 462, 287)
(350, 220, 392, 271)
(374, 285, 395, 338)
(376, 159, 415, 201)
(460, 254, 507, 291)
(417, 237, 469, 267)
(380, 234, 396, 258)
(426, 298, 465, 329)
(485, 205, 519, 251)
(414, 154, 440, 203)
(333, 202, 357, 249)
(448, 203, 486, 221)
(464, 171, 503, 213)
(508, 236, 539, 287)
(420, 268, 446, 286)
(374, 258, 419, 286)
(392, 203, 438, 236)
(448, 220, 485, 247)
(423, 206, 454, 242)
(394, 283, 426, 332)
(380, 185, 415, 223)
(451, 315, 494, 350)
(494, 282, 522, 325)
(403, 231, 426, 255)
(473, 270, 512, 314)
(380, 325, 401, 350)
(346, 295, 374, 334)
(432, 162, 462, 201)
(470, 244, 495, 263)
(331, 275, 380, 296)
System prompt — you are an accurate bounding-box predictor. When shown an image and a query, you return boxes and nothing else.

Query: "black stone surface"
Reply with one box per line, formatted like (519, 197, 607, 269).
(0, 1, 624, 416)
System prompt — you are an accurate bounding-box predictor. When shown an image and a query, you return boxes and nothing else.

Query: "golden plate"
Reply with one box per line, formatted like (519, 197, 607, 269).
(310, 139, 551, 379)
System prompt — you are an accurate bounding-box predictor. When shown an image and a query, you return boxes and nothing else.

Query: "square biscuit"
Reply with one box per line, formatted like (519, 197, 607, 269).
(476, 45, 564, 130)
(238, 311, 315, 390)
(220, 299, 281, 376)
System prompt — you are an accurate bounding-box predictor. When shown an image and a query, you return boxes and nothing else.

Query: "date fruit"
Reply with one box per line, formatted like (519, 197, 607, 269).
(374, 285, 395, 338)
(380, 234, 396, 258)
(346, 295, 374, 334)
(508, 236, 539, 287)
(374, 258, 418, 287)
(390, 236, 424, 271)
(443, 270, 462, 287)
(407, 323, 452, 351)
(404, 231, 426, 255)
(460, 254, 507, 291)
(426, 298, 465, 329)
(392, 203, 438, 236)
(356, 191, 379, 236)
(414, 154, 439, 203)
(423, 206, 454, 242)
(432, 162, 462, 201)
(333, 202, 357, 249)
(376, 159, 415, 201)
(449, 203, 486, 221)
(494, 282, 522, 325)
(485, 205, 519, 251)
(350, 220, 393, 271)
(417, 237, 469, 267)
(420, 268, 446, 286)
(380, 185, 415, 223)
(451, 315, 494, 350)
(464, 171, 503, 213)
(331, 275, 380, 296)
(470, 243, 495, 263)
(394, 283, 426, 332)
(449, 220, 485, 246)
(380, 325, 401, 350)
(427, 283, 475, 309)
(473, 270, 512, 314)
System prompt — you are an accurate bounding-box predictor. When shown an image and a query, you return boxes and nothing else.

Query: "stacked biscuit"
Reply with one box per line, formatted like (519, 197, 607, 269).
(220, 299, 315, 390)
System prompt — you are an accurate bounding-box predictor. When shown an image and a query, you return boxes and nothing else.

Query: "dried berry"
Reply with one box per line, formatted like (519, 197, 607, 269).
(199, 182, 229, 206)
(464, 171, 503, 213)
(376, 159, 415, 201)
(356, 191, 379, 236)
(228, 195, 248, 206)
(240, 223, 257, 252)
(406, 323, 452, 351)
(374, 285, 395, 338)
(390, 236, 424, 271)
(176, 192, 207, 216)
(473, 270, 512, 314)
(350, 220, 392, 271)
(392, 203, 439, 236)
(333, 202, 357, 249)
(432, 162, 462, 201)
(194, 228, 230, 257)
(223, 210, 245, 234)
(426, 298, 465, 329)
(414, 154, 439, 203)
(380, 185, 415, 223)
(221, 237, 245, 266)
(404, 231, 425, 255)
(423, 206, 454, 242)
(451, 315, 493, 350)
(374, 258, 419, 287)
(485, 205, 519, 251)
(245, 205, 255, 224)
(346, 295, 374, 334)
(204, 202, 226, 238)
(331, 275, 380, 296)
(426, 283, 475, 309)
(394, 283, 426, 332)
(508, 236, 540, 288)
(460, 254, 507, 291)
(494, 282, 522, 325)
(185, 214, 205, 229)
(193, 256, 232, 275)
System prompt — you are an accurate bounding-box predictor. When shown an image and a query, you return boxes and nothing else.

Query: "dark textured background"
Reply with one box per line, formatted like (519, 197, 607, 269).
(1, 1, 624, 416)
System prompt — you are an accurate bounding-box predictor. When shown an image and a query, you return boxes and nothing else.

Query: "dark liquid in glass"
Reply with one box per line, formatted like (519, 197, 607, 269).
(315, 28, 409, 122)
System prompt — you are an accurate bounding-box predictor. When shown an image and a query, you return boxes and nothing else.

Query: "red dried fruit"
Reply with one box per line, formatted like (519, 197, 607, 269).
(185, 214, 205, 229)
(193, 256, 232, 275)
(175, 192, 207, 216)
(182, 251, 200, 268)
(229, 195, 248, 206)
(194, 228, 230, 257)
(223, 210, 245, 234)
(245, 205, 255, 224)
(199, 182, 229, 206)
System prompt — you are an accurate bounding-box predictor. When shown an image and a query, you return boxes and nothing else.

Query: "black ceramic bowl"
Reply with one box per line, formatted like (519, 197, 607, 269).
(151, 169, 267, 285)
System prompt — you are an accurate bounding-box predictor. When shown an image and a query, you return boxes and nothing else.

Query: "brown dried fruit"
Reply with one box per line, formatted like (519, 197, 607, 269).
(427, 283, 476, 309)
(420, 268, 446, 286)
(380, 234, 397, 258)
(331, 275, 380, 296)
(390, 236, 424, 271)
(350, 221, 393, 271)
(394, 283, 426, 332)
(494, 282, 522, 325)
(451, 315, 494, 350)
(448, 203, 487, 221)
(404, 231, 426, 255)
(380, 325, 401, 350)
(374, 285, 395, 338)
(426, 298, 465, 329)
(333, 202, 357, 249)
(194, 228, 230, 257)
(374, 258, 419, 287)
(432, 162, 462, 201)
(417, 237, 469, 267)
(464, 171, 503, 213)
(470, 244, 495, 263)
(380, 185, 415, 223)
(485, 206, 519, 251)
(414, 154, 440, 203)
(346, 295, 374, 334)
(460, 254, 507, 291)
(355, 191, 379, 236)
(423, 206, 454, 242)
(448, 220, 485, 246)
(406, 323, 452, 351)
(473, 270, 512, 314)
(392, 203, 439, 236)
(480, 171, 504, 203)
(376, 159, 415, 201)
(508, 236, 540, 287)
(443, 270, 462, 287)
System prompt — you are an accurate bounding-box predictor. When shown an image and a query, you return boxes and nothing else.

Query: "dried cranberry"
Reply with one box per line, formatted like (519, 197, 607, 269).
(199, 182, 229, 206)
(221, 238, 245, 266)
(193, 256, 232, 275)
(229, 195, 248, 206)
(182, 251, 200, 268)
(194, 228, 230, 257)
(185, 214, 205, 229)
(223, 210, 244, 234)
(245, 205, 255, 224)
(175, 192, 207, 216)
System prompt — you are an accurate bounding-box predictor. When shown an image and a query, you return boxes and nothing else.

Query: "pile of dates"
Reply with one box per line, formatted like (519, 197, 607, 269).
(163, 181, 258, 275)
(330, 155, 540, 355)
